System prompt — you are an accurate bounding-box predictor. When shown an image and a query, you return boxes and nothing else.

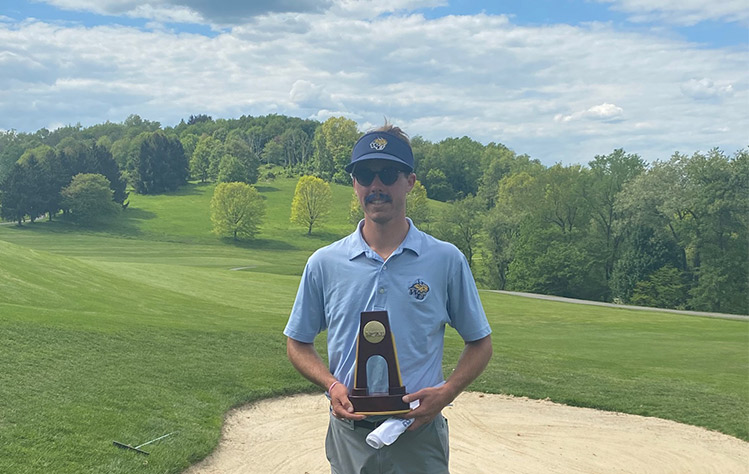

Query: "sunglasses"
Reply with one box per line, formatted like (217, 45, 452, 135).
(352, 167, 408, 186)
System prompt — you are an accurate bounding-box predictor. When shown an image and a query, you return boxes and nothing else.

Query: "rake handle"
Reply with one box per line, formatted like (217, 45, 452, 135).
(135, 431, 177, 449)
(113, 431, 178, 455)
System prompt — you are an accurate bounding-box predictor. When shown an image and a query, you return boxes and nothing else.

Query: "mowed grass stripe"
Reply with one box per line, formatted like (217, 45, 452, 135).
(0, 242, 310, 473)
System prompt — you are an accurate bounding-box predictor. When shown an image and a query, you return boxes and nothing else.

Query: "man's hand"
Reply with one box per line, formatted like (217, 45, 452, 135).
(401, 385, 455, 430)
(329, 382, 365, 421)
(401, 335, 493, 431)
(286, 338, 364, 421)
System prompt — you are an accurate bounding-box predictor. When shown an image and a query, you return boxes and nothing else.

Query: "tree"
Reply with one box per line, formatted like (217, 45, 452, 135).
(482, 205, 515, 289)
(507, 227, 606, 300)
(583, 149, 646, 282)
(53, 139, 128, 209)
(629, 265, 688, 310)
(290, 175, 332, 235)
(406, 180, 430, 226)
(224, 136, 259, 183)
(684, 149, 748, 313)
(123, 114, 161, 137)
(110, 137, 138, 184)
(614, 149, 748, 313)
(434, 195, 483, 269)
(19, 145, 61, 220)
(180, 133, 200, 162)
(477, 143, 515, 207)
(187, 114, 212, 125)
(348, 190, 363, 225)
(281, 127, 313, 169)
(0, 160, 39, 225)
(217, 154, 248, 183)
(91, 142, 128, 206)
(56, 137, 96, 179)
(616, 155, 695, 273)
(61, 173, 120, 224)
(481, 172, 540, 289)
(0, 130, 28, 183)
(132, 131, 187, 194)
(424, 168, 453, 201)
(538, 164, 590, 234)
(609, 226, 683, 303)
(190, 135, 220, 183)
(419, 136, 484, 200)
(210, 182, 266, 240)
(312, 117, 359, 183)
(494, 165, 605, 299)
(261, 137, 285, 166)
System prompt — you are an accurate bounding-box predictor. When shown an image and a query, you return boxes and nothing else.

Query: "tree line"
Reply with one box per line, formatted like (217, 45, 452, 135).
(0, 114, 746, 314)
(431, 147, 747, 316)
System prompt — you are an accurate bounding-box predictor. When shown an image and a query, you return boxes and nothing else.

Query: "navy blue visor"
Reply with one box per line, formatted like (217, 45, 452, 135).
(345, 131, 414, 173)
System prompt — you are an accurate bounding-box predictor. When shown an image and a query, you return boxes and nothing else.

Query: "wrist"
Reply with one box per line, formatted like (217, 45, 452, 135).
(440, 381, 461, 402)
(327, 380, 340, 393)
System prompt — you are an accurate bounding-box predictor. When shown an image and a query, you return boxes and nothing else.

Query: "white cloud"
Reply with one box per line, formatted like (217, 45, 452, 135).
(587, 103, 624, 119)
(595, 0, 749, 25)
(330, 0, 447, 18)
(556, 103, 624, 123)
(681, 78, 734, 100)
(129, 4, 203, 24)
(289, 80, 338, 108)
(0, 10, 746, 166)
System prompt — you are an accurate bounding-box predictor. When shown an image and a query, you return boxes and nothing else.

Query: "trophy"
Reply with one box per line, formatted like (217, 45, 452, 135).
(349, 310, 410, 415)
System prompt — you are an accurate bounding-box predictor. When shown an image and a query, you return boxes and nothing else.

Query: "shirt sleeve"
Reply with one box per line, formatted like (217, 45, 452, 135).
(447, 250, 492, 342)
(283, 257, 327, 343)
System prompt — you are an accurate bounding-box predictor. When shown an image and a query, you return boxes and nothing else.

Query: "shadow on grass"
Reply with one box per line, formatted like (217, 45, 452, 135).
(1, 207, 158, 239)
(103, 207, 159, 236)
(303, 230, 347, 243)
(218, 237, 297, 251)
(121, 207, 157, 221)
(255, 185, 280, 193)
(162, 183, 209, 196)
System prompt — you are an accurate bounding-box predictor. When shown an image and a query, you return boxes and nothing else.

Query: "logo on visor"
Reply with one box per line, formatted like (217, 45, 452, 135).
(408, 279, 430, 300)
(370, 137, 388, 151)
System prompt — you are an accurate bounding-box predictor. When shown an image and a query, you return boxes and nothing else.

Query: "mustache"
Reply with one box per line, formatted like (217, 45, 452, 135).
(365, 193, 392, 204)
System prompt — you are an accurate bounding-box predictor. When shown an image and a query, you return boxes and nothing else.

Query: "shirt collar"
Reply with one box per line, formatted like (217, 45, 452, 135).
(347, 218, 422, 260)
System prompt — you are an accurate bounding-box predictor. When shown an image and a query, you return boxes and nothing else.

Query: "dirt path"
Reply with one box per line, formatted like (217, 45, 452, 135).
(487, 290, 749, 321)
(184, 392, 748, 474)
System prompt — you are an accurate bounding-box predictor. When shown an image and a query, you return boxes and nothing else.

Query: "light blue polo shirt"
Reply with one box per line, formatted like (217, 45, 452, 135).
(284, 219, 491, 395)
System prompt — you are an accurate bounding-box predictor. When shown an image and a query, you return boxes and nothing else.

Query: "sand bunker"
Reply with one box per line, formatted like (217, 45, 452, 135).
(185, 392, 748, 474)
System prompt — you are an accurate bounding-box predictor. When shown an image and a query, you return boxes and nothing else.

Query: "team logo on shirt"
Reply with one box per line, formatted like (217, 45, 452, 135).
(408, 279, 430, 300)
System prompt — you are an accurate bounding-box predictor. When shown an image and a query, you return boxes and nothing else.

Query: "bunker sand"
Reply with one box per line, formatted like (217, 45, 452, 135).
(185, 392, 748, 474)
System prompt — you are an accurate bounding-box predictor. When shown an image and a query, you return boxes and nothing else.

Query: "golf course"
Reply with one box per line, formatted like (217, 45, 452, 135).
(1, 178, 747, 474)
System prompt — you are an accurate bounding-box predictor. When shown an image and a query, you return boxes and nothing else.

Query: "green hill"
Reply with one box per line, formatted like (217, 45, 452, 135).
(0, 177, 746, 474)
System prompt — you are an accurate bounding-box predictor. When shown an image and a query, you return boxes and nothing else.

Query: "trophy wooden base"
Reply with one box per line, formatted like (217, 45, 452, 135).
(350, 390, 410, 415)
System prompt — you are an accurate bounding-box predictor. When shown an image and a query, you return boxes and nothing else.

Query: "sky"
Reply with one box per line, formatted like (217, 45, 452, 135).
(0, 0, 747, 166)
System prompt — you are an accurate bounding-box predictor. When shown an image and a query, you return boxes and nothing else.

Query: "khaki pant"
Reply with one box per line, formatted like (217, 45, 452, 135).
(325, 413, 450, 474)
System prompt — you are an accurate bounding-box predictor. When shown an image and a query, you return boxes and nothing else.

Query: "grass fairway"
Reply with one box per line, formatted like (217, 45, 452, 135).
(0, 177, 747, 473)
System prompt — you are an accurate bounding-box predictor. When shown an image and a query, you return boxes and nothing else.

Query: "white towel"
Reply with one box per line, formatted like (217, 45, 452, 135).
(365, 401, 420, 449)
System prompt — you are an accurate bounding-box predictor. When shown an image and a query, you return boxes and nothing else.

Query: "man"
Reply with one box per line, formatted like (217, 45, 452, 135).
(284, 123, 492, 473)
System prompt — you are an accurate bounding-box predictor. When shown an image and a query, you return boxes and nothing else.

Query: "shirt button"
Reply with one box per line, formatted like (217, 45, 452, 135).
(383, 265, 387, 270)
(378, 287, 386, 294)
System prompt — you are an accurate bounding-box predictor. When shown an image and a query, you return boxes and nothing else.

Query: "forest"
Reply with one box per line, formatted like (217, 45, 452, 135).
(0, 113, 746, 315)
